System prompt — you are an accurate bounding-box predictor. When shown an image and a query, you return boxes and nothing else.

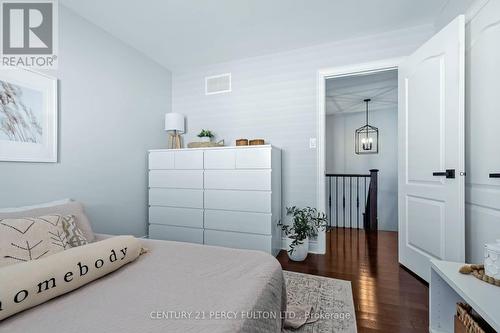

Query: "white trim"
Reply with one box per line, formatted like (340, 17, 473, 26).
(315, 57, 404, 255)
(205, 73, 232, 95)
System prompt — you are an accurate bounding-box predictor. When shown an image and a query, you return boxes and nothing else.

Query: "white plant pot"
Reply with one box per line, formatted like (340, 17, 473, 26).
(286, 237, 309, 261)
(199, 137, 211, 143)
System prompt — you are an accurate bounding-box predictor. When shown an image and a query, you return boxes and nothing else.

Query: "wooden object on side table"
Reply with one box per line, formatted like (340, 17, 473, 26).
(249, 139, 265, 145)
(236, 139, 248, 146)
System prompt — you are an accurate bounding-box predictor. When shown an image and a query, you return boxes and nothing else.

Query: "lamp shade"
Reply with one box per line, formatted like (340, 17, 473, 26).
(164, 113, 185, 133)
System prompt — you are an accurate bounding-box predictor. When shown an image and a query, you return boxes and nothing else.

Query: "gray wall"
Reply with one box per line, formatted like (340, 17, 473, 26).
(326, 109, 398, 231)
(172, 25, 433, 221)
(0, 6, 172, 236)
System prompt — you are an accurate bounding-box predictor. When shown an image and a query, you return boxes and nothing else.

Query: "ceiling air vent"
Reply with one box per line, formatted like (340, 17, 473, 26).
(205, 73, 231, 95)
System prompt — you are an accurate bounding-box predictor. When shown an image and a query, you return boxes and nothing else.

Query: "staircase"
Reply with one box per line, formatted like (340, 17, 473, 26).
(326, 169, 378, 230)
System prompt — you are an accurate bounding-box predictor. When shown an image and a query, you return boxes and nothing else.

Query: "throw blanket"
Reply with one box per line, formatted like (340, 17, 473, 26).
(0, 236, 143, 321)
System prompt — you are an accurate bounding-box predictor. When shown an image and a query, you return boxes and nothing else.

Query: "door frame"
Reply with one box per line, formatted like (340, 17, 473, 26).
(315, 57, 405, 254)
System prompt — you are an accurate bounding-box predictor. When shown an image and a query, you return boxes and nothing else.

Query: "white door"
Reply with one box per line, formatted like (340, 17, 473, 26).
(398, 15, 465, 282)
(466, 0, 500, 263)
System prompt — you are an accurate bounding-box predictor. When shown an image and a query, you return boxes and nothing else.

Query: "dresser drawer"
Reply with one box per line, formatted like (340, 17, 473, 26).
(204, 190, 271, 213)
(204, 210, 272, 235)
(204, 149, 235, 169)
(204, 230, 271, 253)
(149, 170, 203, 189)
(236, 148, 271, 169)
(149, 151, 174, 169)
(174, 150, 203, 169)
(204, 170, 271, 191)
(149, 188, 203, 208)
(149, 224, 203, 244)
(149, 206, 203, 228)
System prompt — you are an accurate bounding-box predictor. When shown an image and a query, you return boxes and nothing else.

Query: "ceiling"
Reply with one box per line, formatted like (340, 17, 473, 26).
(60, 0, 455, 70)
(326, 70, 398, 115)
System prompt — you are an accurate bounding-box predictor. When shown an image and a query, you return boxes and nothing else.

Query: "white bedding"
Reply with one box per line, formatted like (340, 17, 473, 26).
(0, 236, 286, 333)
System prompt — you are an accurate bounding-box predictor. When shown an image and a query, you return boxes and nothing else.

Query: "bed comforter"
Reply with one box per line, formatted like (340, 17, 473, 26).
(0, 235, 286, 333)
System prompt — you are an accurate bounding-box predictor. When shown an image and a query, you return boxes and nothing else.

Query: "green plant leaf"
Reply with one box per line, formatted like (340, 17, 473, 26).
(279, 206, 328, 253)
(197, 129, 214, 138)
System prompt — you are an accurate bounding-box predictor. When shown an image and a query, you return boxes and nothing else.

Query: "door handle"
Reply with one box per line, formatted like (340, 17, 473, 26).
(490, 173, 500, 178)
(432, 169, 455, 179)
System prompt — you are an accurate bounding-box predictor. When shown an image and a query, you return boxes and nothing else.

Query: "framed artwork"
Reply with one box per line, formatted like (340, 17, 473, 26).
(0, 69, 58, 162)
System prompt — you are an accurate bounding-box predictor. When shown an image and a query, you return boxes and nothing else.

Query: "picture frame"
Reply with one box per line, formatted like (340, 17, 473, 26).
(0, 68, 58, 162)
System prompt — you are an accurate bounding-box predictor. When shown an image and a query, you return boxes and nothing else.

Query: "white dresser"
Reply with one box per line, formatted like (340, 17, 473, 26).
(148, 145, 282, 256)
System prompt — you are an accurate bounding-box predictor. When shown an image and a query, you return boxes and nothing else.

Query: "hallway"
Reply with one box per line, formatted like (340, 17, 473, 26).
(278, 228, 429, 333)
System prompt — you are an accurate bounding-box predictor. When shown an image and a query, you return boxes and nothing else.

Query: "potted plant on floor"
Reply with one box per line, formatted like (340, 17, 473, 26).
(279, 206, 328, 261)
(197, 129, 214, 143)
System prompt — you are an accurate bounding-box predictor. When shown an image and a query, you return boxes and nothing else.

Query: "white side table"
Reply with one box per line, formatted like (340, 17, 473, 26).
(430, 260, 500, 332)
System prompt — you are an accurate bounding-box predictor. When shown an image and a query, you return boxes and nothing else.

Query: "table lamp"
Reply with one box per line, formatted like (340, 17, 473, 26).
(164, 113, 185, 149)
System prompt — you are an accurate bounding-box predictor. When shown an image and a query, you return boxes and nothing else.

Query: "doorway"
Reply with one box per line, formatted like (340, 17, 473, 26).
(315, 58, 402, 255)
(325, 69, 398, 232)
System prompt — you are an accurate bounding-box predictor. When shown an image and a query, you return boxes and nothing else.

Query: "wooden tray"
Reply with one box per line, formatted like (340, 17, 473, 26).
(236, 139, 248, 146)
(187, 140, 224, 148)
(249, 139, 265, 145)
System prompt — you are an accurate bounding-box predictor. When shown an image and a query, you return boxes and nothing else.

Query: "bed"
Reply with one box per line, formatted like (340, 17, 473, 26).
(1, 235, 286, 333)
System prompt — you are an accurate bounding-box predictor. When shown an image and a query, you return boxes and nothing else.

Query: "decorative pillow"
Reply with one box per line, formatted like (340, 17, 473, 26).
(0, 215, 71, 268)
(61, 215, 88, 248)
(0, 236, 143, 321)
(0, 200, 95, 242)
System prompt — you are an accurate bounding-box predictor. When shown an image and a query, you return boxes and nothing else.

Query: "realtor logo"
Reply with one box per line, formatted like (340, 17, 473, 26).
(1, 0, 58, 68)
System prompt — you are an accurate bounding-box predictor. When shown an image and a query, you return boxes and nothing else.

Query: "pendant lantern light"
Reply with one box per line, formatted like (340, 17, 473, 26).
(355, 99, 378, 154)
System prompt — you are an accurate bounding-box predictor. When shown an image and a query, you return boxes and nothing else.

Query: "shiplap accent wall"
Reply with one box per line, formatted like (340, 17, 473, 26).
(172, 25, 434, 224)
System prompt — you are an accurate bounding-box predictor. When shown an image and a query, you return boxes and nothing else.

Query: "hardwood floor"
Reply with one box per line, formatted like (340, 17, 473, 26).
(277, 227, 429, 333)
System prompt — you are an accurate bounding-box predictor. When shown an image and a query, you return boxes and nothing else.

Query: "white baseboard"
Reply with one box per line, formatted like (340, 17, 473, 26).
(429, 327, 447, 333)
(281, 237, 322, 254)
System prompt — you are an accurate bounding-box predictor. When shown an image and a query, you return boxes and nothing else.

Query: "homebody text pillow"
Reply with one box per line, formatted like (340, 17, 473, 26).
(0, 236, 143, 321)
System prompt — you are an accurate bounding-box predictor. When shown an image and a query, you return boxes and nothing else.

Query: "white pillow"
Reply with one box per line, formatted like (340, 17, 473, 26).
(0, 199, 72, 213)
(0, 201, 95, 243)
(0, 215, 72, 268)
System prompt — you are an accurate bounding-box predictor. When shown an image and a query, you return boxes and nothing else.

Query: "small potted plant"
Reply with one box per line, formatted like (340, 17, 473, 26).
(197, 129, 214, 143)
(279, 206, 327, 261)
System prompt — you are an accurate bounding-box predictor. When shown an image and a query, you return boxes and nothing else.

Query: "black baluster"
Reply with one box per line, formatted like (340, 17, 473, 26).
(328, 177, 332, 229)
(349, 177, 352, 228)
(342, 177, 345, 228)
(335, 177, 338, 228)
(356, 177, 359, 229)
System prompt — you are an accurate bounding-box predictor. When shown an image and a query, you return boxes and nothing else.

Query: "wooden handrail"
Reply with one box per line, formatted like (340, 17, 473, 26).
(326, 173, 371, 178)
